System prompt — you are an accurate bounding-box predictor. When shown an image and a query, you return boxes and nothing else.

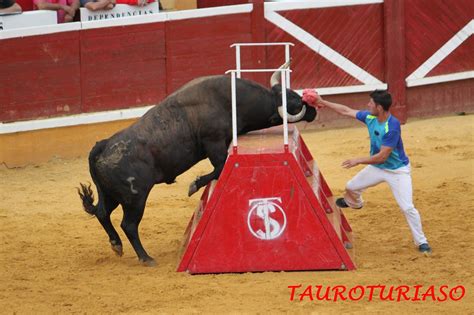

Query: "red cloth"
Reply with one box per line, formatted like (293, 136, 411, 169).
(115, 0, 153, 5)
(15, 0, 33, 10)
(302, 89, 319, 108)
(33, 0, 74, 23)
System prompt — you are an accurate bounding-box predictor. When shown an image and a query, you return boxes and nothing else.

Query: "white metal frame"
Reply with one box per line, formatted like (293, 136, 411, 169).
(228, 41, 295, 154)
(231, 42, 294, 87)
(226, 68, 291, 154)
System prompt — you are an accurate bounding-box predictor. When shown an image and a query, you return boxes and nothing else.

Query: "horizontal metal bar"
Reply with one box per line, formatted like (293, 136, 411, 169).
(230, 42, 294, 47)
(225, 69, 291, 74)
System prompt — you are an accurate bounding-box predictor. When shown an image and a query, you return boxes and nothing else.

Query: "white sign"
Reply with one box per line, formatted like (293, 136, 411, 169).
(80, 2, 159, 22)
(0, 11, 57, 31)
(247, 197, 287, 240)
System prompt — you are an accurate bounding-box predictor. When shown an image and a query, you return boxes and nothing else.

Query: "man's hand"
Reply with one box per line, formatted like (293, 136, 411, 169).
(315, 93, 325, 108)
(341, 147, 393, 168)
(62, 4, 75, 16)
(342, 158, 361, 169)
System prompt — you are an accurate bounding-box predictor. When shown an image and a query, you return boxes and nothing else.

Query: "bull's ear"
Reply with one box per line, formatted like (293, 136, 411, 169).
(268, 112, 281, 124)
(271, 85, 282, 107)
(271, 85, 282, 95)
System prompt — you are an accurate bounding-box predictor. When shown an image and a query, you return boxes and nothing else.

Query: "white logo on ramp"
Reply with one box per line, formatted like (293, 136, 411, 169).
(247, 198, 287, 240)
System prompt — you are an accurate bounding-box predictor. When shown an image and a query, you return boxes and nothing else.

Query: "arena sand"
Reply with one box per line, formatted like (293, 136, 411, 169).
(0, 115, 473, 314)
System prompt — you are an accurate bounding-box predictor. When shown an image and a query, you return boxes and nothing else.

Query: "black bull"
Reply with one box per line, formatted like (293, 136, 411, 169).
(78, 74, 317, 266)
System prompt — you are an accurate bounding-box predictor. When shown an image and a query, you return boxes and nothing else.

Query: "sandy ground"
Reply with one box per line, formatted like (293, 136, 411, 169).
(0, 114, 473, 314)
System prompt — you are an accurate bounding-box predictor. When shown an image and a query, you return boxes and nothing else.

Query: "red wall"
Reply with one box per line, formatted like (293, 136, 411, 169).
(1, 0, 473, 124)
(407, 79, 474, 117)
(16, 0, 33, 11)
(80, 23, 166, 112)
(197, 0, 248, 8)
(0, 31, 82, 121)
(265, 4, 385, 89)
(405, 0, 474, 77)
(166, 13, 254, 92)
(405, 0, 474, 118)
(1, 12, 255, 122)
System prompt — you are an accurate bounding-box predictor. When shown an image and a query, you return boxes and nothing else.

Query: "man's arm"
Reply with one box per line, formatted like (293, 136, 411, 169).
(317, 99, 359, 118)
(35, 0, 66, 11)
(341, 146, 393, 168)
(85, 0, 114, 11)
(69, 0, 79, 12)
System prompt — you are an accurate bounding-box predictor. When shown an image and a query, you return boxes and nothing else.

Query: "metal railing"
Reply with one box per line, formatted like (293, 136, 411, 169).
(230, 42, 294, 87)
(225, 68, 292, 154)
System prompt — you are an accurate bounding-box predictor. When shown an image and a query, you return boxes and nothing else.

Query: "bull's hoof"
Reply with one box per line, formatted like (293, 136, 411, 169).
(140, 257, 157, 267)
(111, 244, 123, 257)
(188, 181, 198, 197)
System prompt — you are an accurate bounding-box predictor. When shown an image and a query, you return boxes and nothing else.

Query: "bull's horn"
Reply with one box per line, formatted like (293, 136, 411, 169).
(278, 105, 307, 123)
(270, 60, 291, 87)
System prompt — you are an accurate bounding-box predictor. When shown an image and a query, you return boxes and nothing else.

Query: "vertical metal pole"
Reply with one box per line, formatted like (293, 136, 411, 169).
(285, 44, 291, 88)
(236, 45, 241, 79)
(281, 69, 289, 152)
(231, 71, 238, 154)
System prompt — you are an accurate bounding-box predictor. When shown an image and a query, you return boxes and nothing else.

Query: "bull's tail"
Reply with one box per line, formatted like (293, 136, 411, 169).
(78, 139, 108, 217)
(78, 183, 97, 215)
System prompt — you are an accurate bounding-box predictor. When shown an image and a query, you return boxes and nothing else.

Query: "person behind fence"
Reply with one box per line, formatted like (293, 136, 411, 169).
(34, 0, 80, 22)
(314, 89, 432, 255)
(81, 0, 115, 12)
(115, 0, 154, 6)
(0, 0, 22, 13)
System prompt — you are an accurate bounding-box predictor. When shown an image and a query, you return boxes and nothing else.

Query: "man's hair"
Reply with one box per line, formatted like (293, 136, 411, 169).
(370, 90, 392, 111)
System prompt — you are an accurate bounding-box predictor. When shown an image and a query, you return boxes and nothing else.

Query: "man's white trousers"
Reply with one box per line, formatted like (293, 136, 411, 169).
(343, 164, 428, 245)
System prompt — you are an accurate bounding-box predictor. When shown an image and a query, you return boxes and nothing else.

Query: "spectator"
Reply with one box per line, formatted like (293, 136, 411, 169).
(81, 0, 115, 11)
(116, 0, 153, 6)
(33, 0, 79, 23)
(0, 0, 22, 13)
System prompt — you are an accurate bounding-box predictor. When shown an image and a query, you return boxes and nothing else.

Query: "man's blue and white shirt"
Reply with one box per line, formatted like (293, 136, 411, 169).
(356, 110, 409, 170)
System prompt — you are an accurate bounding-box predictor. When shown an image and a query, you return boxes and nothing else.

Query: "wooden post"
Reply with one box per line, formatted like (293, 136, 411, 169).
(384, 0, 407, 122)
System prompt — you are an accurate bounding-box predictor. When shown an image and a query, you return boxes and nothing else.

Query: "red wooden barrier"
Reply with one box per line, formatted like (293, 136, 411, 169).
(165, 13, 254, 93)
(1, 0, 473, 125)
(405, 0, 474, 117)
(407, 79, 474, 117)
(0, 31, 81, 122)
(80, 22, 166, 113)
(15, 0, 33, 11)
(384, 0, 407, 122)
(197, 0, 247, 9)
(265, 4, 385, 90)
(405, 0, 474, 77)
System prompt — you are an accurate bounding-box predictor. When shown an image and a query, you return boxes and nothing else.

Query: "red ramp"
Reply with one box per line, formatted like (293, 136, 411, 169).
(178, 126, 355, 273)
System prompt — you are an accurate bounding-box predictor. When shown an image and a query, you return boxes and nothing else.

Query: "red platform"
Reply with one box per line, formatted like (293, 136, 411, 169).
(177, 126, 355, 273)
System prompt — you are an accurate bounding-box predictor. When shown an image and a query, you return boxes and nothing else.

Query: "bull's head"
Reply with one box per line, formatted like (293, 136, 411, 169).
(269, 61, 317, 124)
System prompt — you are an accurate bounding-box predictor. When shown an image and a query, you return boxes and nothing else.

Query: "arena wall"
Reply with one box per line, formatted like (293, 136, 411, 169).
(1, 0, 473, 167)
(81, 22, 167, 113)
